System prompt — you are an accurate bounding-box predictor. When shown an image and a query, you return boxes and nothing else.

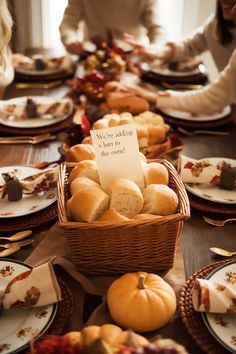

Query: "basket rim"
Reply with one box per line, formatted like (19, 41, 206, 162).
(57, 159, 190, 229)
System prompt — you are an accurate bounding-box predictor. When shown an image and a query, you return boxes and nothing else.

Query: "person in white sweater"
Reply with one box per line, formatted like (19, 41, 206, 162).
(0, 0, 14, 88)
(127, 47, 236, 115)
(59, 0, 165, 55)
(126, 0, 236, 72)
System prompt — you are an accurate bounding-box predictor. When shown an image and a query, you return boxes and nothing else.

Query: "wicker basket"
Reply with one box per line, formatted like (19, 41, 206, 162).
(57, 159, 190, 275)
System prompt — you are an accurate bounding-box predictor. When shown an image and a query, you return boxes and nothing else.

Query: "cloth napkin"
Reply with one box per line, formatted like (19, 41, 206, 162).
(0, 263, 61, 310)
(192, 278, 236, 313)
(179, 155, 236, 187)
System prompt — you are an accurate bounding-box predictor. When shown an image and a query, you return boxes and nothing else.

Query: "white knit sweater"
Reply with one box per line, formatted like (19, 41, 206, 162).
(157, 48, 236, 115)
(59, 0, 165, 45)
(172, 15, 236, 72)
(0, 48, 14, 87)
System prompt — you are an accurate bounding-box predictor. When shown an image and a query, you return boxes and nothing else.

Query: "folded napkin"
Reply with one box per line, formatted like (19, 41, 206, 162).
(0, 263, 61, 310)
(0, 166, 58, 201)
(179, 155, 236, 189)
(192, 278, 236, 313)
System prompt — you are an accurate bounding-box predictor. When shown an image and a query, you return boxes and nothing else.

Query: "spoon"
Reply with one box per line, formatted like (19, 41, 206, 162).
(0, 230, 32, 242)
(0, 246, 20, 257)
(210, 247, 236, 257)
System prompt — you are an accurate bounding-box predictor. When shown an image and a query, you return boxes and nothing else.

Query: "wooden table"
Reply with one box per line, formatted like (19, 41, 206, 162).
(0, 79, 236, 354)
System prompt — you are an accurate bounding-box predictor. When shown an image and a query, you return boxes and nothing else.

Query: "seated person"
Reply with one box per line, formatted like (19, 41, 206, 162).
(0, 0, 14, 89)
(59, 0, 166, 55)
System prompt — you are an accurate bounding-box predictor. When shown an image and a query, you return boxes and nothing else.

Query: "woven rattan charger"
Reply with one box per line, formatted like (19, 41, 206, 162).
(179, 260, 233, 354)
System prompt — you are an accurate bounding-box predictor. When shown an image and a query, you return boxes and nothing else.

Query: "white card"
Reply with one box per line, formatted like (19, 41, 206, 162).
(90, 124, 144, 192)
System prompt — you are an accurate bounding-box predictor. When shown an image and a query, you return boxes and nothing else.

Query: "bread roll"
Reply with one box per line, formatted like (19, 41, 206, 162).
(70, 176, 100, 195)
(82, 136, 92, 144)
(69, 186, 110, 222)
(119, 112, 133, 125)
(65, 144, 95, 163)
(136, 126, 148, 148)
(99, 208, 130, 222)
(68, 160, 99, 184)
(107, 93, 149, 115)
(143, 162, 169, 186)
(92, 119, 109, 130)
(142, 184, 178, 215)
(147, 125, 166, 145)
(110, 178, 144, 218)
(66, 198, 73, 220)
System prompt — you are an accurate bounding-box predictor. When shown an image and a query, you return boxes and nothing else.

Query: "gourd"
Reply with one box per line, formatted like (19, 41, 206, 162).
(107, 272, 176, 332)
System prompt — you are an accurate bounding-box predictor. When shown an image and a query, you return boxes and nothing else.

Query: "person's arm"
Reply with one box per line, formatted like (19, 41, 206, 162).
(0, 47, 14, 88)
(59, 0, 84, 49)
(157, 49, 236, 115)
(171, 15, 213, 60)
(141, 0, 166, 44)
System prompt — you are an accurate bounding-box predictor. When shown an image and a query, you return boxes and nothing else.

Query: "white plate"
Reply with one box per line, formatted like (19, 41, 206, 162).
(202, 261, 236, 354)
(0, 166, 56, 218)
(0, 96, 72, 128)
(141, 62, 207, 77)
(15, 66, 63, 76)
(160, 105, 231, 122)
(185, 157, 236, 204)
(0, 259, 57, 354)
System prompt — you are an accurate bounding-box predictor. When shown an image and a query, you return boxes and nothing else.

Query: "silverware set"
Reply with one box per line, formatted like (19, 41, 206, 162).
(203, 216, 236, 227)
(0, 133, 56, 144)
(0, 230, 33, 257)
(177, 127, 230, 137)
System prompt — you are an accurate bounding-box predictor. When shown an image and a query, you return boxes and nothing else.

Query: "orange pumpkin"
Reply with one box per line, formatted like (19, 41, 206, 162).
(107, 272, 176, 332)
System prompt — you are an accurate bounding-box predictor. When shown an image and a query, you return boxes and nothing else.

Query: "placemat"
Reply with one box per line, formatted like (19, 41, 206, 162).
(0, 202, 58, 233)
(47, 277, 74, 335)
(141, 69, 208, 85)
(187, 192, 236, 215)
(179, 260, 233, 354)
(0, 115, 73, 136)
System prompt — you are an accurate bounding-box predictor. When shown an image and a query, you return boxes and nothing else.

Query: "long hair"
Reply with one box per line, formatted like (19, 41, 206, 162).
(0, 0, 13, 68)
(216, 0, 234, 46)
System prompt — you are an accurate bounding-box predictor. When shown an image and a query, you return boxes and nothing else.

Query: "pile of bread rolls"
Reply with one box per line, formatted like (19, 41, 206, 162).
(65, 148, 179, 223)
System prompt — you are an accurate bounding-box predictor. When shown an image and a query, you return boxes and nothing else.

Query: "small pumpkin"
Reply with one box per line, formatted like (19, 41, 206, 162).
(107, 272, 177, 332)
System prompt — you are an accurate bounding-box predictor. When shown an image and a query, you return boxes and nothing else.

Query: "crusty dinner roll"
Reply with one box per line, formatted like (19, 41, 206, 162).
(65, 143, 95, 163)
(136, 126, 148, 148)
(142, 184, 178, 215)
(70, 176, 100, 195)
(143, 162, 169, 186)
(68, 160, 99, 184)
(69, 186, 110, 222)
(107, 93, 149, 115)
(99, 208, 130, 222)
(119, 112, 133, 125)
(92, 118, 110, 130)
(66, 198, 73, 220)
(147, 125, 166, 145)
(82, 136, 92, 144)
(110, 178, 144, 218)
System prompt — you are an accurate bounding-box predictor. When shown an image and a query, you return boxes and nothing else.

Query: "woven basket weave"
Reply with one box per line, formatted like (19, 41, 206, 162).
(57, 159, 190, 275)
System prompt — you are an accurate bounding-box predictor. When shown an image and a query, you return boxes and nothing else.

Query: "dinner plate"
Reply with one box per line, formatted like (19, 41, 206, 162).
(160, 105, 231, 122)
(0, 96, 73, 128)
(15, 66, 63, 76)
(185, 157, 236, 204)
(202, 261, 236, 354)
(141, 62, 207, 77)
(0, 259, 57, 354)
(0, 166, 56, 218)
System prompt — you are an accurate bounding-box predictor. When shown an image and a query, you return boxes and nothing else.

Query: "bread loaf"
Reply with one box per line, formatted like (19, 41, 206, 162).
(143, 162, 169, 186)
(99, 208, 130, 222)
(70, 176, 100, 195)
(133, 213, 162, 220)
(65, 144, 95, 163)
(110, 178, 144, 218)
(142, 184, 178, 215)
(69, 186, 110, 222)
(68, 160, 99, 184)
(107, 93, 149, 115)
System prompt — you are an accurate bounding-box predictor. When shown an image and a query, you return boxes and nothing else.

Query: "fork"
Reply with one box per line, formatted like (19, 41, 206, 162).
(177, 127, 230, 137)
(0, 133, 56, 144)
(203, 216, 236, 227)
(0, 239, 34, 249)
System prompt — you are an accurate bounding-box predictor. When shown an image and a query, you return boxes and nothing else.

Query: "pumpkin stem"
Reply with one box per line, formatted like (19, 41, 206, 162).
(137, 275, 146, 289)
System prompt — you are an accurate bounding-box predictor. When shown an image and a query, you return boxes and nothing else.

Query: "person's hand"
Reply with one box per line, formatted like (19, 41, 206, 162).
(11, 53, 33, 68)
(65, 41, 83, 55)
(124, 85, 158, 103)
